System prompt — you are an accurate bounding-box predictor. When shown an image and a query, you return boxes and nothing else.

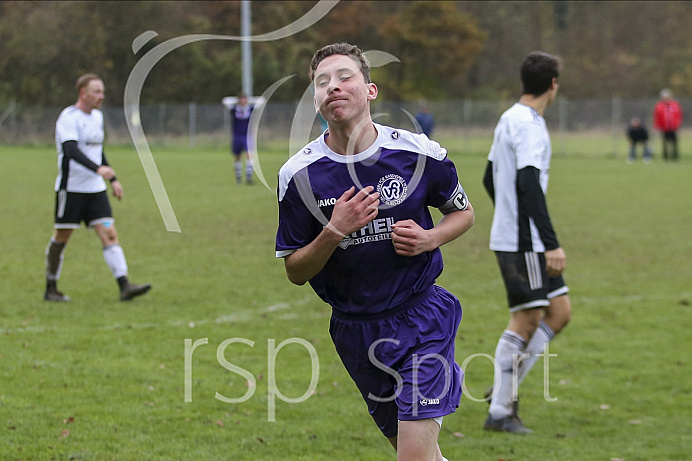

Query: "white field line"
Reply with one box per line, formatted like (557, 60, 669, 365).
(2, 296, 316, 335)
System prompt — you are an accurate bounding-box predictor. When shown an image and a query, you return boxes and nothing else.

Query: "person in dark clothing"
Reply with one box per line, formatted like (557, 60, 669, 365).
(626, 117, 652, 164)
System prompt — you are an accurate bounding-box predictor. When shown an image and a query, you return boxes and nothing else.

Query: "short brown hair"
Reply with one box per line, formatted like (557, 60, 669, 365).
(309, 43, 370, 83)
(76, 73, 101, 93)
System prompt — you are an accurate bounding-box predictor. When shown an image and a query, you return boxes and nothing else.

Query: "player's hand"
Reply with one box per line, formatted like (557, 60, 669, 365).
(97, 165, 116, 180)
(391, 219, 432, 257)
(111, 180, 123, 201)
(545, 247, 566, 277)
(326, 186, 379, 238)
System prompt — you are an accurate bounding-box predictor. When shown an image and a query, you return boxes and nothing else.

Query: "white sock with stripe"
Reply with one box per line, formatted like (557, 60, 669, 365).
(489, 330, 527, 419)
(517, 321, 555, 385)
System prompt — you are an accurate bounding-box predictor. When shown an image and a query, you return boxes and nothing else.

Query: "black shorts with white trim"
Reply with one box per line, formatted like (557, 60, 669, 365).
(494, 251, 568, 312)
(54, 190, 113, 229)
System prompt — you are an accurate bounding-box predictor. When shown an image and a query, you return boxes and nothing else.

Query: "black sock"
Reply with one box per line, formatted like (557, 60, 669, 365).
(46, 279, 57, 292)
(117, 276, 129, 291)
(46, 240, 66, 279)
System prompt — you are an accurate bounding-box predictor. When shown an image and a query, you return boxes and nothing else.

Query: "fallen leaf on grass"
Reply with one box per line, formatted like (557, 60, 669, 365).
(453, 432, 464, 438)
(63, 416, 74, 424)
(600, 404, 610, 410)
(61, 429, 70, 438)
(216, 420, 224, 427)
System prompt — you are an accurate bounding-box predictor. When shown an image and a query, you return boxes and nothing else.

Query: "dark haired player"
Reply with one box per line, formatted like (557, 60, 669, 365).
(482, 52, 572, 433)
(276, 43, 474, 460)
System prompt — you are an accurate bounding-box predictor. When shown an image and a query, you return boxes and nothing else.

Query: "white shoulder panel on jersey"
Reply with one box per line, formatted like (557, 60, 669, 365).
(377, 124, 447, 161)
(277, 138, 326, 201)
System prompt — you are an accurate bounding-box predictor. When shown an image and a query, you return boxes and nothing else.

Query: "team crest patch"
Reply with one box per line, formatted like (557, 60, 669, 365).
(377, 174, 408, 206)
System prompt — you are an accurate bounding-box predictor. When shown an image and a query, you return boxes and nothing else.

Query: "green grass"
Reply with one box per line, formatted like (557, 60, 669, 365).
(1, 135, 691, 460)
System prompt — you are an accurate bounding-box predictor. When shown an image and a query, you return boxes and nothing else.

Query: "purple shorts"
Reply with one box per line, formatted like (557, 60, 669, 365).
(329, 285, 463, 438)
(232, 136, 248, 156)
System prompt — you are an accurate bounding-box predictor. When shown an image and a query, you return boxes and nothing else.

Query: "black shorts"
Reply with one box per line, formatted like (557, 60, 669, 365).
(54, 190, 113, 229)
(494, 251, 569, 312)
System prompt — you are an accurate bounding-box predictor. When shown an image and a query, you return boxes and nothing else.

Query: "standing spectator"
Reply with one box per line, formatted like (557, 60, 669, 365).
(653, 89, 683, 161)
(482, 52, 571, 434)
(276, 43, 474, 460)
(45, 73, 151, 302)
(414, 101, 435, 138)
(626, 117, 652, 164)
(230, 92, 255, 184)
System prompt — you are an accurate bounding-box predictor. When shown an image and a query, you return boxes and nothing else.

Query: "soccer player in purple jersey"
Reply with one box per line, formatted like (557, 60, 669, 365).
(230, 92, 254, 184)
(276, 43, 475, 460)
(482, 52, 572, 433)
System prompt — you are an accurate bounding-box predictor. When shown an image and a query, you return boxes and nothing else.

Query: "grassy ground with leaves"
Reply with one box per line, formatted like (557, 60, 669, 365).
(1, 134, 690, 460)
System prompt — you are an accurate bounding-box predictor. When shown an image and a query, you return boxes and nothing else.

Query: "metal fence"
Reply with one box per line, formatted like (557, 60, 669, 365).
(1, 97, 689, 155)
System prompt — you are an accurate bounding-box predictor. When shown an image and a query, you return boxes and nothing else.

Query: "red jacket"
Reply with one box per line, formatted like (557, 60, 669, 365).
(653, 99, 683, 132)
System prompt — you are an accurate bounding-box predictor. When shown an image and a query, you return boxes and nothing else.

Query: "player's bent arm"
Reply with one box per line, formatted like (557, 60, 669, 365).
(62, 140, 100, 172)
(391, 204, 474, 257)
(283, 226, 344, 285)
(433, 203, 475, 247)
(283, 186, 380, 285)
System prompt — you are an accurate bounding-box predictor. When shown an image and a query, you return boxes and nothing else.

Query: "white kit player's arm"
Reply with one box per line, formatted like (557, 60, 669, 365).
(284, 186, 380, 285)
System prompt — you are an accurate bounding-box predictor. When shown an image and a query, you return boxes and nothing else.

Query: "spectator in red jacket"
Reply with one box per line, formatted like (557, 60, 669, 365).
(653, 89, 683, 161)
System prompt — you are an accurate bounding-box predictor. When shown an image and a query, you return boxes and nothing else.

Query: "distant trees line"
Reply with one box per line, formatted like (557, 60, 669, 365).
(1, 1, 690, 107)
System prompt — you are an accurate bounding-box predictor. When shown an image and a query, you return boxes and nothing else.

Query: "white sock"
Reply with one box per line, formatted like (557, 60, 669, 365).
(235, 160, 242, 182)
(245, 159, 254, 179)
(102, 244, 128, 279)
(489, 330, 527, 419)
(517, 321, 555, 385)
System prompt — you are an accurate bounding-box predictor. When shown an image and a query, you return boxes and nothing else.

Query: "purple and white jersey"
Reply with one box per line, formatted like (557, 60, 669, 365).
(276, 124, 469, 316)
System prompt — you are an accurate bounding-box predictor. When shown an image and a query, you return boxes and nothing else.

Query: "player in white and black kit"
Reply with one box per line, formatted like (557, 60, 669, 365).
(482, 52, 572, 433)
(44, 74, 151, 302)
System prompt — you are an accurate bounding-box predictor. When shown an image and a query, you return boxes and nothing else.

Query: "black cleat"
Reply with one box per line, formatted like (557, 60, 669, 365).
(483, 414, 532, 434)
(120, 283, 152, 301)
(44, 288, 71, 302)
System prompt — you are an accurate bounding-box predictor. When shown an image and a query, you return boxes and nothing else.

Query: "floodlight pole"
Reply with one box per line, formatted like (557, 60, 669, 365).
(241, 1, 253, 97)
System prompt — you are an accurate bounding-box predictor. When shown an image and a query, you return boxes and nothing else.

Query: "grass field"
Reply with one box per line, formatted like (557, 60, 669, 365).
(1, 134, 691, 460)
